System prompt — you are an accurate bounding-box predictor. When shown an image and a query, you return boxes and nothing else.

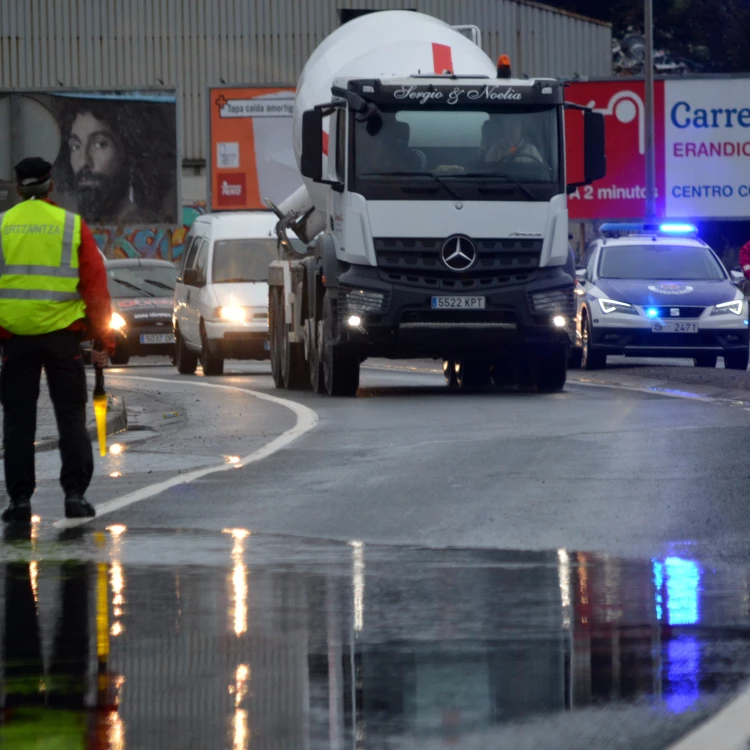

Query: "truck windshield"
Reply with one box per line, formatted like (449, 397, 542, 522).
(353, 105, 560, 201)
(599, 245, 727, 281)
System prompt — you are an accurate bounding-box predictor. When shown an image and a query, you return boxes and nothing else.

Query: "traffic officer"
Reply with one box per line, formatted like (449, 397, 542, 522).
(0, 157, 114, 522)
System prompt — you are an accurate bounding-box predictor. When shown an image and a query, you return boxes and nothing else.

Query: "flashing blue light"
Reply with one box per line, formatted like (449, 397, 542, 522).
(647, 307, 659, 318)
(659, 222, 698, 235)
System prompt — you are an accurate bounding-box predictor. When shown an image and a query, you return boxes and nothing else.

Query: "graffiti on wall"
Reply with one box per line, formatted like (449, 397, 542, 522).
(92, 202, 207, 262)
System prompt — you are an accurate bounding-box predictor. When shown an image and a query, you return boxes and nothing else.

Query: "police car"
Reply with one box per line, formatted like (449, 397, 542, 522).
(570, 223, 750, 370)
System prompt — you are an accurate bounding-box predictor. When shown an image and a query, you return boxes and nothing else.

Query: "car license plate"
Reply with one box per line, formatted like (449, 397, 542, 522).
(140, 333, 175, 344)
(431, 296, 486, 310)
(651, 322, 698, 333)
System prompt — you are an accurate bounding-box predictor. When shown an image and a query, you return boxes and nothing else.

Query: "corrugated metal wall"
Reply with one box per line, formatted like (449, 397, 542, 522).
(0, 0, 611, 164)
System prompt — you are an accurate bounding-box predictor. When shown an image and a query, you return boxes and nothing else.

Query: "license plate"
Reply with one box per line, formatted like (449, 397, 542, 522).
(140, 334, 175, 344)
(431, 296, 486, 310)
(651, 322, 698, 333)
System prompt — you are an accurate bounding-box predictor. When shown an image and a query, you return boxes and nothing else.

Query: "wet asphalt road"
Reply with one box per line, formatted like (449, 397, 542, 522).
(3, 358, 750, 748)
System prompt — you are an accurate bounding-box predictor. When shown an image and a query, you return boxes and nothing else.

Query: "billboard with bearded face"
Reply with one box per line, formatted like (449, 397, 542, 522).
(0, 90, 179, 226)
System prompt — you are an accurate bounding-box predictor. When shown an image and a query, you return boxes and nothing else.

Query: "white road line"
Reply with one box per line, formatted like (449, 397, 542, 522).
(55, 375, 319, 529)
(665, 683, 750, 750)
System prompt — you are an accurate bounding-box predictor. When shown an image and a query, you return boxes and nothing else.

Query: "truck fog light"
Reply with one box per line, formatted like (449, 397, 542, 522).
(345, 289, 386, 314)
(347, 315, 362, 327)
(553, 315, 566, 328)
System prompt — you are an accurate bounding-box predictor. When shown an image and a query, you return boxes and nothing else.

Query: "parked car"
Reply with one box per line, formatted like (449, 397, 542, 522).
(173, 211, 293, 376)
(104, 258, 178, 365)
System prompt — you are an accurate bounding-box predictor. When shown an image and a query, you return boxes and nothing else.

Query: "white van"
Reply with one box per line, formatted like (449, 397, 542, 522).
(173, 211, 280, 375)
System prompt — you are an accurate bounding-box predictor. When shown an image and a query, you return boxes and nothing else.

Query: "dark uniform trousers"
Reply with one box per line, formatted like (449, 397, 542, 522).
(1, 329, 93, 500)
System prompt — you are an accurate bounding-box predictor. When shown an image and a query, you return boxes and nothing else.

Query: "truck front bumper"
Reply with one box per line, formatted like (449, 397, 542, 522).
(335, 265, 573, 358)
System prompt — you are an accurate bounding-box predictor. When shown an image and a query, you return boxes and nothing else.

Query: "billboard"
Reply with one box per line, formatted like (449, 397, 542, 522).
(565, 76, 750, 221)
(208, 86, 303, 211)
(0, 90, 179, 226)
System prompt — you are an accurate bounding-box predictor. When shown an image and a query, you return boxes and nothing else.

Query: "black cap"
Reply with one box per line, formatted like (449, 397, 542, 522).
(14, 157, 52, 187)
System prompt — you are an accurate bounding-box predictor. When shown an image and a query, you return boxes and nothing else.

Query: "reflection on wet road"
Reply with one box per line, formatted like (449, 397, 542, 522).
(1, 524, 748, 749)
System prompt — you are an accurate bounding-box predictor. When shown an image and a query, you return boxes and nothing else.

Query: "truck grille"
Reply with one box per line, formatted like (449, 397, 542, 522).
(374, 237, 541, 289)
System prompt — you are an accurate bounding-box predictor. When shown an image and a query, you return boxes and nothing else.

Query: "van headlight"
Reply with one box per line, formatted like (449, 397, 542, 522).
(711, 300, 744, 316)
(215, 306, 247, 322)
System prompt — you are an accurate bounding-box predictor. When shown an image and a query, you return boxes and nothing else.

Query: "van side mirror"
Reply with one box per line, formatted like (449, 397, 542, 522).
(300, 109, 324, 182)
(575, 268, 587, 282)
(183, 268, 203, 287)
(583, 110, 606, 184)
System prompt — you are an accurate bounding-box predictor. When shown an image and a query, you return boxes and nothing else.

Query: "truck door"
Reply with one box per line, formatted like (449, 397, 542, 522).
(329, 108, 348, 251)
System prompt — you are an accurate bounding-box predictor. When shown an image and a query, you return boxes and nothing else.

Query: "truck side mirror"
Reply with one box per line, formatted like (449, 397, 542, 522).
(583, 110, 606, 184)
(300, 109, 324, 182)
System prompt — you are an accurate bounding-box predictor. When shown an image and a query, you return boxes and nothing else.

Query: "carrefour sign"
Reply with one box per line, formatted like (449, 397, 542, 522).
(565, 77, 750, 220)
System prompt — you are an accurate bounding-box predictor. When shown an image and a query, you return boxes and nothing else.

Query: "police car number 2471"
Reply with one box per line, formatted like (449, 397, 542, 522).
(431, 296, 486, 309)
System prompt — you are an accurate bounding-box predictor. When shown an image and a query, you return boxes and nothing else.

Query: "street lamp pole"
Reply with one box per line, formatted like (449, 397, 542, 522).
(644, 0, 656, 220)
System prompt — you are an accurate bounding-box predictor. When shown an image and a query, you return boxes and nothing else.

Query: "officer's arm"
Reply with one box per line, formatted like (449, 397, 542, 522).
(740, 239, 750, 280)
(77, 222, 116, 354)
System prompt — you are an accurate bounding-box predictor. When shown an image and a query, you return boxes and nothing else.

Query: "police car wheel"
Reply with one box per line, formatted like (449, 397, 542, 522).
(725, 349, 750, 371)
(693, 354, 717, 368)
(582, 316, 606, 370)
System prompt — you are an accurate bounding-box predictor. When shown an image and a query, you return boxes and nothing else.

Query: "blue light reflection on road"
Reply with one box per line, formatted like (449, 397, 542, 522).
(652, 556, 702, 713)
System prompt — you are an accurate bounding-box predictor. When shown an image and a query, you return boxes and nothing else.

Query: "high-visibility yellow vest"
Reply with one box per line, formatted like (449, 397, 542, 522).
(0, 199, 86, 336)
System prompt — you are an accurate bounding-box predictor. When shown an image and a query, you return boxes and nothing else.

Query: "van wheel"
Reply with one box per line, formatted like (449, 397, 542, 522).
(175, 328, 198, 375)
(200, 324, 224, 376)
(322, 291, 360, 397)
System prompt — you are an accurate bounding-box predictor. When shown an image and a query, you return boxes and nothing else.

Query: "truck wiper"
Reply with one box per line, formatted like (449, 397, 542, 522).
(444, 171, 536, 201)
(359, 172, 463, 201)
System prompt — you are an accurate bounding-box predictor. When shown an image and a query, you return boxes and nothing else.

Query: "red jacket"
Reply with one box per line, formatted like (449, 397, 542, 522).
(740, 239, 750, 279)
(0, 200, 115, 351)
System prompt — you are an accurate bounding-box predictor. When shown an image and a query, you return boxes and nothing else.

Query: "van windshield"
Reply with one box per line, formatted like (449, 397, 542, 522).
(211, 239, 280, 283)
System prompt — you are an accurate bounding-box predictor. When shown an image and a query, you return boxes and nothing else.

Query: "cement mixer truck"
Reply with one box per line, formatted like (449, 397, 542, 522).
(266, 10, 606, 396)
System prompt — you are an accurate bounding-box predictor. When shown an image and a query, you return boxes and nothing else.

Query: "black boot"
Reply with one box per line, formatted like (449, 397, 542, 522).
(64, 494, 96, 519)
(1, 497, 32, 523)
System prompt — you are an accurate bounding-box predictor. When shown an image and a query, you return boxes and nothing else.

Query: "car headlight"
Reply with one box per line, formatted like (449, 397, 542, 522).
(217, 306, 247, 322)
(598, 298, 637, 315)
(110, 312, 127, 330)
(711, 300, 744, 316)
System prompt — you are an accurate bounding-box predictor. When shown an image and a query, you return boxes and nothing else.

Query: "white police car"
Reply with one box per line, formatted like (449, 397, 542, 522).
(570, 223, 749, 370)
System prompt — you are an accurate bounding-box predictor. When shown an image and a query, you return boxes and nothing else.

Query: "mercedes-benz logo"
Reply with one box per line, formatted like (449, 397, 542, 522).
(441, 235, 476, 272)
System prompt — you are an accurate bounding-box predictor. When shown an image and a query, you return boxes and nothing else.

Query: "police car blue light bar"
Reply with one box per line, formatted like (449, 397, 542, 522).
(599, 222, 698, 238)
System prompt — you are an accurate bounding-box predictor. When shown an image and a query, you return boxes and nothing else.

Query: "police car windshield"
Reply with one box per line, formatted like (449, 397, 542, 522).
(599, 245, 726, 281)
(108, 266, 177, 298)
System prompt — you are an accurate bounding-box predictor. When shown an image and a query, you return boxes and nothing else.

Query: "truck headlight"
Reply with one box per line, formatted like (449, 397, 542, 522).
(343, 289, 387, 314)
(217, 306, 247, 322)
(598, 298, 637, 315)
(110, 312, 127, 330)
(711, 300, 744, 316)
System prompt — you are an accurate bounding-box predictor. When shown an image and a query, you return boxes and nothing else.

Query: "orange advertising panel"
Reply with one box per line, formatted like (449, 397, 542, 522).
(208, 86, 302, 211)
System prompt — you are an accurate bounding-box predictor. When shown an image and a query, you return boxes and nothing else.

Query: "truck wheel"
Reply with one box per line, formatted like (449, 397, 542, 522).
(200, 325, 224, 376)
(455, 358, 491, 389)
(309, 319, 326, 394)
(582, 316, 606, 370)
(535, 347, 568, 393)
(725, 349, 749, 371)
(269, 287, 286, 389)
(443, 359, 458, 389)
(322, 292, 360, 397)
(490, 359, 514, 388)
(110, 342, 129, 366)
(693, 354, 717, 368)
(175, 328, 198, 375)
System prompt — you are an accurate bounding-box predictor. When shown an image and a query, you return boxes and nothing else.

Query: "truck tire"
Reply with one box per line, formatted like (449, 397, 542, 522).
(443, 359, 458, 389)
(490, 359, 514, 388)
(322, 292, 359, 397)
(175, 328, 198, 375)
(568, 346, 583, 370)
(269, 287, 286, 389)
(200, 325, 224, 376)
(455, 358, 491, 389)
(281, 325, 311, 390)
(309, 318, 326, 394)
(535, 347, 568, 393)
(582, 315, 606, 370)
(725, 348, 749, 371)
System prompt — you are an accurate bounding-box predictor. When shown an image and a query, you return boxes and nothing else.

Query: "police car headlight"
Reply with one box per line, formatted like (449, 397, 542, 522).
(599, 299, 637, 315)
(110, 312, 127, 330)
(711, 300, 744, 316)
